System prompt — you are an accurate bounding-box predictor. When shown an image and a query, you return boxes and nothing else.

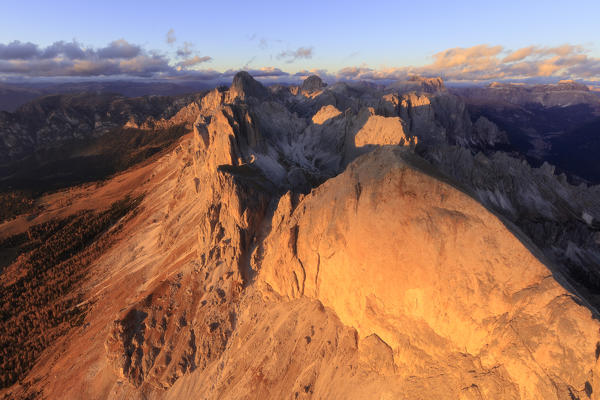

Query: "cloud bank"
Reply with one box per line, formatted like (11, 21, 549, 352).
(0, 39, 599, 84)
(329, 45, 600, 83)
(0, 39, 174, 77)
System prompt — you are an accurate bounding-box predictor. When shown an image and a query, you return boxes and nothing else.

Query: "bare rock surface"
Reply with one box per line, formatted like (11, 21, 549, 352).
(301, 75, 327, 94)
(258, 147, 600, 399)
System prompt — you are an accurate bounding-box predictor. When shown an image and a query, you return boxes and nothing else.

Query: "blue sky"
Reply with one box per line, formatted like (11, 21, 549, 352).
(1, 0, 599, 82)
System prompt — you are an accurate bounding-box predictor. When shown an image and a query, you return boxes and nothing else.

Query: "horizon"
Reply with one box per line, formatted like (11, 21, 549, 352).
(1, 0, 599, 86)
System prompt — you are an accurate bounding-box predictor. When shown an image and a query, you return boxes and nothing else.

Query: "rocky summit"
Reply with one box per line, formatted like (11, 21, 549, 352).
(1, 72, 600, 400)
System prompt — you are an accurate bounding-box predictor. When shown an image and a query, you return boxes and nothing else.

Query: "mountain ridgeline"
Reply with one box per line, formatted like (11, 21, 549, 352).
(0, 72, 599, 399)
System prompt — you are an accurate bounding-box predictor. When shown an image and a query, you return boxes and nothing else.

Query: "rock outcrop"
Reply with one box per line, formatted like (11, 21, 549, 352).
(256, 147, 600, 399)
(227, 71, 270, 101)
(301, 75, 327, 94)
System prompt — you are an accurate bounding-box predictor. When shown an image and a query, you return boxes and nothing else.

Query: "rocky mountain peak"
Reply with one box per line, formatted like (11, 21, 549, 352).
(556, 79, 590, 91)
(228, 70, 269, 101)
(301, 75, 326, 93)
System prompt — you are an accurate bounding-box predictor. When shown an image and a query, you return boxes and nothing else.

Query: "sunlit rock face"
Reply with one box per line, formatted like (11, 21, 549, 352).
(3, 72, 600, 400)
(258, 147, 600, 399)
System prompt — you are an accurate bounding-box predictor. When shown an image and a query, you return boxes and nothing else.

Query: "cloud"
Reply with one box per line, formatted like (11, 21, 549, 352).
(0, 41, 40, 60)
(503, 46, 536, 63)
(166, 29, 176, 44)
(0, 38, 598, 84)
(502, 45, 584, 63)
(395, 43, 600, 82)
(223, 66, 289, 78)
(97, 39, 141, 59)
(0, 39, 178, 77)
(322, 44, 599, 84)
(277, 47, 313, 63)
(176, 42, 194, 58)
(41, 41, 87, 59)
(177, 55, 212, 68)
(0, 39, 289, 82)
(0, 40, 91, 61)
(335, 66, 410, 81)
(432, 45, 503, 69)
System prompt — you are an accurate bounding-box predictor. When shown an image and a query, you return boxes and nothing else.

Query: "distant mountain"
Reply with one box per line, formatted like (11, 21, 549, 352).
(0, 91, 202, 193)
(454, 80, 600, 109)
(453, 80, 600, 183)
(0, 80, 214, 112)
(0, 83, 44, 112)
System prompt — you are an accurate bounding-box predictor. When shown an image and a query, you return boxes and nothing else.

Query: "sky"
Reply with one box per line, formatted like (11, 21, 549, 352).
(1, 0, 599, 83)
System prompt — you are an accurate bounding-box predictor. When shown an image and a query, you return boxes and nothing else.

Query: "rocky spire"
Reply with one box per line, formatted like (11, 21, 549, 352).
(229, 71, 269, 100)
(301, 75, 326, 93)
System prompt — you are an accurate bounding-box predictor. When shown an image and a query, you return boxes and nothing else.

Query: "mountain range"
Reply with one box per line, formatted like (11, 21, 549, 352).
(1, 72, 599, 399)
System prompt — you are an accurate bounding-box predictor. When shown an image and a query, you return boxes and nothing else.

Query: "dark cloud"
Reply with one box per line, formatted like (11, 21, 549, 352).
(41, 41, 87, 59)
(0, 40, 89, 61)
(0, 38, 220, 78)
(96, 39, 141, 59)
(0, 39, 172, 77)
(0, 41, 39, 60)
(277, 47, 313, 63)
(0, 59, 72, 75)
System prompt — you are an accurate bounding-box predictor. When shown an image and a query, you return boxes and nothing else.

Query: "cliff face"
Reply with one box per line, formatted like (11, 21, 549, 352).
(2, 72, 600, 400)
(257, 147, 600, 399)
